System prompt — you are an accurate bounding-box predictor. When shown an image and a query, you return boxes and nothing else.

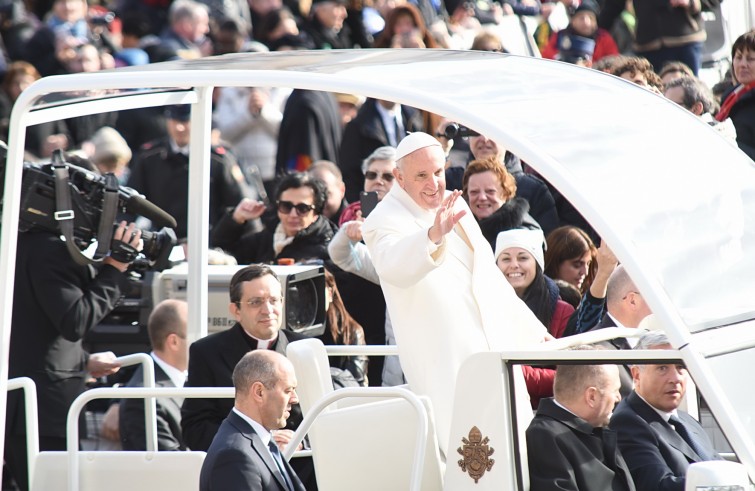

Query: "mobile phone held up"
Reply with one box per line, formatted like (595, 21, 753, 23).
(360, 191, 379, 218)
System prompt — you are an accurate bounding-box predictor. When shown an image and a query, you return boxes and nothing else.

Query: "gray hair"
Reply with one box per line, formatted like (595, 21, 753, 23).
(169, 0, 208, 25)
(664, 76, 718, 115)
(233, 350, 280, 397)
(361, 146, 397, 174)
(634, 331, 671, 351)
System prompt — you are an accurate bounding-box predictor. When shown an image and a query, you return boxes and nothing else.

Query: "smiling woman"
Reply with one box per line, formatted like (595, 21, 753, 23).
(717, 30, 755, 160)
(210, 172, 337, 265)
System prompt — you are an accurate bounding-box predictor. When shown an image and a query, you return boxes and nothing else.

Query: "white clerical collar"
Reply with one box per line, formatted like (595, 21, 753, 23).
(552, 398, 581, 419)
(232, 407, 273, 446)
(246, 331, 278, 350)
(150, 351, 187, 388)
(636, 392, 678, 422)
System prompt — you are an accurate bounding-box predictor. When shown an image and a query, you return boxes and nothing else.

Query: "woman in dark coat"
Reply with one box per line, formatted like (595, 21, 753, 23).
(717, 30, 755, 161)
(212, 172, 336, 265)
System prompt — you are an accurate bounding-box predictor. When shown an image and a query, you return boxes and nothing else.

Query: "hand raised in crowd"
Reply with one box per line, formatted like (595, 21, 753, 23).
(342, 220, 364, 243)
(87, 351, 121, 378)
(247, 88, 269, 116)
(104, 221, 142, 272)
(428, 190, 466, 244)
(590, 241, 619, 298)
(232, 198, 267, 224)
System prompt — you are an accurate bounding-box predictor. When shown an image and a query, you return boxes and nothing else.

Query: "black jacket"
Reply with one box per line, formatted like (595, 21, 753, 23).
(181, 324, 306, 452)
(610, 391, 720, 491)
(276, 90, 342, 176)
(8, 231, 129, 438)
(338, 98, 424, 202)
(526, 398, 636, 491)
(119, 362, 185, 451)
(478, 197, 541, 250)
(723, 86, 755, 161)
(212, 213, 336, 265)
(503, 154, 559, 236)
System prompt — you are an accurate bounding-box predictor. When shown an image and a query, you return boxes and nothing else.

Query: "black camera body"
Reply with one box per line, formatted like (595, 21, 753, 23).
(439, 123, 479, 140)
(17, 159, 177, 271)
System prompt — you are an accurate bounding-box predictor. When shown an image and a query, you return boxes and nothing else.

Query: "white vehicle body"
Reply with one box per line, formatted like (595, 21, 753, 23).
(1, 49, 754, 489)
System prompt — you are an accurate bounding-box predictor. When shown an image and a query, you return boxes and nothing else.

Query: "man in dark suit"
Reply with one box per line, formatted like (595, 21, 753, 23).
(181, 264, 313, 485)
(526, 347, 635, 491)
(610, 332, 721, 491)
(5, 222, 142, 491)
(200, 350, 305, 491)
(339, 98, 423, 202)
(120, 299, 189, 451)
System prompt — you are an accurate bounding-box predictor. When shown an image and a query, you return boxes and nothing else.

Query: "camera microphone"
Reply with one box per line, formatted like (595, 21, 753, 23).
(123, 192, 177, 229)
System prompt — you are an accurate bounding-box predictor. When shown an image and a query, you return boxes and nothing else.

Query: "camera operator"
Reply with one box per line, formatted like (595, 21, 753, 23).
(4, 220, 142, 491)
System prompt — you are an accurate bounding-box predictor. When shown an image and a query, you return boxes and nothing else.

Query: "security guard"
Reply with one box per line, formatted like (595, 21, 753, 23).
(127, 104, 251, 241)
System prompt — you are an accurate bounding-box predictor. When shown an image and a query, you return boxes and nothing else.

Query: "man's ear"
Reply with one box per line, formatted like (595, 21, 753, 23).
(229, 302, 241, 322)
(630, 365, 641, 384)
(393, 167, 404, 188)
(585, 386, 598, 407)
(252, 381, 265, 402)
(691, 101, 704, 116)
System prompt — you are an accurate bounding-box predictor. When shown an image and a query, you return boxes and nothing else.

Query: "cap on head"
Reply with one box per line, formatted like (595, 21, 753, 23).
(495, 228, 546, 271)
(574, 0, 599, 17)
(164, 104, 191, 122)
(395, 132, 442, 161)
(557, 33, 596, 63)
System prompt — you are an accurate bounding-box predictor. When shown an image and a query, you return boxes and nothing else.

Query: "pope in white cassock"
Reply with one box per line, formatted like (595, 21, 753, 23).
(362, 132, 547, 456)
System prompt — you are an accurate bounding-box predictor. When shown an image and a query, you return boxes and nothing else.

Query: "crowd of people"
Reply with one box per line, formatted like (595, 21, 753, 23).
(4, 0, 753, 488)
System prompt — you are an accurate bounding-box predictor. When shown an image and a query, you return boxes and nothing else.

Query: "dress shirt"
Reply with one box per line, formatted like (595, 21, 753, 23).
(151, 352, 187, 388)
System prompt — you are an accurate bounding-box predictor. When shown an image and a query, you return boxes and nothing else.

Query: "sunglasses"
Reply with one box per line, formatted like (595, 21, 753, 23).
(364, 171, 395, 182)
(277, 200, 315, 215)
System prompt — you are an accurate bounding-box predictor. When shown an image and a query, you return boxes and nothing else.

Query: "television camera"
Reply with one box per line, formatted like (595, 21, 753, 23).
(14, 150, 177, 271)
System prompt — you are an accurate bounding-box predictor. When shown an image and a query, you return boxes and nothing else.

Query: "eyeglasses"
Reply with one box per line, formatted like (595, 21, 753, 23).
(277, 201, 315, 215)
(238, 296, 284, 309)
(364, 171, 395, 182)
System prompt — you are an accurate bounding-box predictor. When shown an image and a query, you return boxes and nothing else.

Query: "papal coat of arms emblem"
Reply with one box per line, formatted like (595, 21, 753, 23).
(457, 426, 495, 483)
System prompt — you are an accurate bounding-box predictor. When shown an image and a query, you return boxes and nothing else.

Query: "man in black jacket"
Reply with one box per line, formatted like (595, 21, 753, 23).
(526, 351, 634, 491)
(5, 222, 142, 491)
(126, 104, 249, 242)
(120, 299, 189, 451)
(181, 264, 316, 487)
(610, 332, 721, 491)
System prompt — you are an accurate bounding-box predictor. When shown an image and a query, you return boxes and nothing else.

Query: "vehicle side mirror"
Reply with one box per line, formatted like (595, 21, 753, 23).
(685, 460, 749, 491)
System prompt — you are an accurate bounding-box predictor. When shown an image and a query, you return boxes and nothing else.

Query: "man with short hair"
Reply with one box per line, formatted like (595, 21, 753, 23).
(526, 349, 635, 491)
(199, 350, 306, 491)
(181, 265, 316, 487)
(302, 0, 354, 49)
(582, 265, 652, 395)
(126, 104, 250, 242)
(663, 76, 737, 142)
(309, 160, 348, 224)
(362, 131, 546, 455)
(120, 299, 190, 451)
(160, 0, 212, 59)
(609, 332, 721, 491)
(181, 265, 306, 450)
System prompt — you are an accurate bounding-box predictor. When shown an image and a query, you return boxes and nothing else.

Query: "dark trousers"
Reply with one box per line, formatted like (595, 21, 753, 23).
(3, 435, 66, 491)
(642, 42, 704, 76)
